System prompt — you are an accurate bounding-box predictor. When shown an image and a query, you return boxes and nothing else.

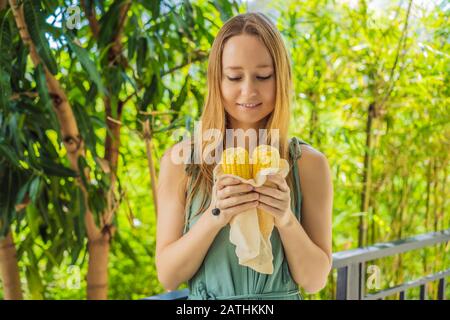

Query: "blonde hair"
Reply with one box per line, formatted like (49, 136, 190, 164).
(184, 12, 295, 222)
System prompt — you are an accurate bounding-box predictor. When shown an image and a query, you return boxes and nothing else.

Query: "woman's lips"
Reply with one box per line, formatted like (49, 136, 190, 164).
(237, 102, 262, 108)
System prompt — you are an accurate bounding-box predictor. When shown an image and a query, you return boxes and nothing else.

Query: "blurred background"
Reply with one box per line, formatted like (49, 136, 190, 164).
(0, 0, 448, 299)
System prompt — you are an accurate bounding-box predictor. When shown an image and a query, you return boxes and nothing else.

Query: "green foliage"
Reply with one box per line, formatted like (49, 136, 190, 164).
(67, 38, 105, 95)
(23, 0, 58, 74)
(0, 0, 448, 300)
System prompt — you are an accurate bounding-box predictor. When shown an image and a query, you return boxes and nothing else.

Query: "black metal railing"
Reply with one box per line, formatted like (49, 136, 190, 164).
(145, 229, 450, 300)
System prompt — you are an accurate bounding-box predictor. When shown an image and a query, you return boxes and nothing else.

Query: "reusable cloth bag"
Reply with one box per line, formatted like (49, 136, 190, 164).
(211, 158, 290, 274)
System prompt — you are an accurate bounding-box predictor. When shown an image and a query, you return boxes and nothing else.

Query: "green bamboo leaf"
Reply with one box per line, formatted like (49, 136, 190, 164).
(0, 67, 11, 109)
(88, 187, 105, 228)
(77, 156, 90, 190)
(0, 10, 12, 68)
(190, 84, 204, 109)
(36, 196, 50, 227)
(210, 0, 234, 22)
(0, 11, 12, 106)
(137, 0, 159, 18)
(25, 264, 44, 299)
(67, 38, 105, 95)
(127, 30, 137, 61)
(115, 231, 139, 263)
(105, 66, 123, 97)
(23, 0, 58, 75)
(0, 142, 20, 165)
(171, 75, 189, 121)
(74, 187, 86, 247)
(98, 0, 122, 48)
(136, 36, 148, 77)
(0, 168, 16, 237)
(34, 63, 58, 128)
(40, 157, 78, 177)
(11, 41, 28, 87)
(15, 178, 32, 209)
(72, 102, 97, 155)
(29, 176, 41, 204)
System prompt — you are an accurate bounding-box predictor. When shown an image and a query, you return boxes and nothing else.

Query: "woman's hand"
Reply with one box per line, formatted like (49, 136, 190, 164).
(209, 175, 259, 228)
(254, 174, 293, 228)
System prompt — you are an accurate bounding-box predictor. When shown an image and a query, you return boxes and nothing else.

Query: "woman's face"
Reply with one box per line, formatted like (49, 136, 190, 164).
(221, 34, 276, 130)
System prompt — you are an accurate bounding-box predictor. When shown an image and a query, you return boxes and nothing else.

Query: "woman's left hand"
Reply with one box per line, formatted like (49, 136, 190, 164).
(254, 174, 293, 228)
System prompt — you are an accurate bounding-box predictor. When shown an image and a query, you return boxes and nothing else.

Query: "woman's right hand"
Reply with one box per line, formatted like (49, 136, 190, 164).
(209, 176, 259, 228)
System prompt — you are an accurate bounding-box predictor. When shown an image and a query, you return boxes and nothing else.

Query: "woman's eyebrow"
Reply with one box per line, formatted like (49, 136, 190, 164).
(225, 64, 272, 70)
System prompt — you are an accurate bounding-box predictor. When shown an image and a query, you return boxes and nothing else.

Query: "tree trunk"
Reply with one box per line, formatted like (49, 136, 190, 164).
(86, 1, 131, 299)
(0, 0, 8, 10)
(309, 108, 318, 144)
(440, 164, 448, 231)
(9, 0, 109, 299)
(86, 235, 110, 300)
(0, 231, 23, 299)
(143, 120, 158, 217)
(359, 102, 375, 248)
(433, 160, 438, 232)
(425, 159, 432, 231)
(104, 98, 123, 178)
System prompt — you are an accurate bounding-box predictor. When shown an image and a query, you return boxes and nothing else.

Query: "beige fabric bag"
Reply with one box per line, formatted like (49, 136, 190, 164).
(211, 158, 290, 274)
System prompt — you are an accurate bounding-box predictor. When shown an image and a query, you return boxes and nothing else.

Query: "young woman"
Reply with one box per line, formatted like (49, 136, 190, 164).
(156, 12, 333, 300)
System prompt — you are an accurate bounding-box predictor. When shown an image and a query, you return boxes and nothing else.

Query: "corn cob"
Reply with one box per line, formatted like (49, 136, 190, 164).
(251, 145, 280, 174)
(252, 145, 281, 239)
(221, 147, 252, 179)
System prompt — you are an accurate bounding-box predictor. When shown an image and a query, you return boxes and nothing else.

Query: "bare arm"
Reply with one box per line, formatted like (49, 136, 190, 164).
(278, 145, 333, 294)
(155, 142, 258, 291)
(155, 142, 222, 291)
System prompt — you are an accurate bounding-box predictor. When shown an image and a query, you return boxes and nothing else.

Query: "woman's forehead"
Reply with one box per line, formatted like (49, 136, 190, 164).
(222, 35, 273, 68)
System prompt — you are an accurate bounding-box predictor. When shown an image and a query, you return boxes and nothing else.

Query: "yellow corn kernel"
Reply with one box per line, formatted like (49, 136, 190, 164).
(252, 145, 281, 238)
(251, 145, 280, 176)
(221, 147, 252, 179)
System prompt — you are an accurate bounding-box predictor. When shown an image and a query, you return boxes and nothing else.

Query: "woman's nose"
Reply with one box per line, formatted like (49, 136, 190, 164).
(241, 79, 258, 97)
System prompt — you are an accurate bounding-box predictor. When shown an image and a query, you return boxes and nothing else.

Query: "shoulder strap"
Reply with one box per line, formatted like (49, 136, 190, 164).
(289, 136, 309, 161)
(288, 137, 310, 223)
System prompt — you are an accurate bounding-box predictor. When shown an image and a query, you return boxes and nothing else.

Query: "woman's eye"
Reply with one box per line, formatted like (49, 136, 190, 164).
(257, 75, 272, 80)
(227, 75, 272, 81)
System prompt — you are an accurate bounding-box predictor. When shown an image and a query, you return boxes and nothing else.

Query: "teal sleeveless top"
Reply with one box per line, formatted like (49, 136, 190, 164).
(183, 137, 309, 300)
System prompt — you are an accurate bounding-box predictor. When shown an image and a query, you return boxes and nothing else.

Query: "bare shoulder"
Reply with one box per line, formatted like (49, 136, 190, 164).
(296, 144, 332, 190)
(162, 138, 192, 163)
(297, 144, 330, 170)
(159, 138, 192, 203)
